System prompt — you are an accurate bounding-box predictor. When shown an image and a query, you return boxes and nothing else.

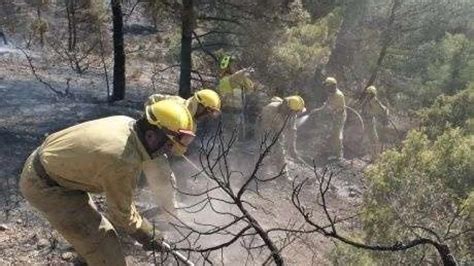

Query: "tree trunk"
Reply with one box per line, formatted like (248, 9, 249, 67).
(110, 0, 126, 102)
(98, 27, 110, 100)
(71, 0, 77, 51)
(179, 0, 194, 98)
(326, 0, 369, 80)
(36, 6, 44, 47)
(66, 0, 72, 50)
(365, 0, 401, 88)
(65, 0, 77, 51)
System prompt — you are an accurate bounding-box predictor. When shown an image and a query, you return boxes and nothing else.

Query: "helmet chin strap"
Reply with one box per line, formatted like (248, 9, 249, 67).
(195, 104, 206, 119)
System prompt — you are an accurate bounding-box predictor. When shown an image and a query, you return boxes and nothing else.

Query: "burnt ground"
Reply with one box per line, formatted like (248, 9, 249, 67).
(0, 45, 369, 265)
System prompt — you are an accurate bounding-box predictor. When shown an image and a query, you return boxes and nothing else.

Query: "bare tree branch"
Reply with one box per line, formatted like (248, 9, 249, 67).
(290, 168, 459, 266)
(18, 47, 69, 97)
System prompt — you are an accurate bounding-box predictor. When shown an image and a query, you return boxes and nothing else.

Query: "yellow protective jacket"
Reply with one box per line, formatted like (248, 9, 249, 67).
(325, 88, 346, 115)
(145, 94, 198, 132)
(361, 97, 389, 122)
(361, 97, 389, 158)
(217, 69, 255, 109)
(39, 116, 152, 234)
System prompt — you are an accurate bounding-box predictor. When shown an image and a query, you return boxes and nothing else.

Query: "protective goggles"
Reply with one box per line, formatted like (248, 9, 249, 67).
(165, 129, 196, 147)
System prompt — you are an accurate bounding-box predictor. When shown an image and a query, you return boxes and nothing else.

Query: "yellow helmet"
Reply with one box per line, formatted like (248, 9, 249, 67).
(194, 89, 221, 112)
(366, 86, 377, 95)
(145, 99, 194, 133)
(324, 77, 337, 86)
(284, 96, 305, 112)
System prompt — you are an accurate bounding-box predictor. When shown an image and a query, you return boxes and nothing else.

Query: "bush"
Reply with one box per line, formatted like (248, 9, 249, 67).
(356, 128, 473, 264)
(388, 33, 474, 110)
(418, 87, 474, 139)
(328, 238, 375, 266)
(255, 9, 342, 96)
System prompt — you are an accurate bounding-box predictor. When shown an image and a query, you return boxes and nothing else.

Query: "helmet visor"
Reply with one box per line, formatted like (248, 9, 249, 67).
(177, 129, 195, 146)
(165, 130, 194, 156)
(167, 129, 195, 146)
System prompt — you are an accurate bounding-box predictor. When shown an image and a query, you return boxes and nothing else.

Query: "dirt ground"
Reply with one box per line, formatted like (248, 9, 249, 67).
(0, 44, 369, 265)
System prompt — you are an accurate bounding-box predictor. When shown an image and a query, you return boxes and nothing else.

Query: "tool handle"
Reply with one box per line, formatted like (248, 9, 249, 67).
(161, 241, 195, 266)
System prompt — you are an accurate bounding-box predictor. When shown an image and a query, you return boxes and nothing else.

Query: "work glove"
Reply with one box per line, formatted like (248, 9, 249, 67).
(131, 219, 165, 252)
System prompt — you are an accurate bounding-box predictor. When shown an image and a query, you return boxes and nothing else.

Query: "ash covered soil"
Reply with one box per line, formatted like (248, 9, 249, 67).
(0, 46, 368, 265)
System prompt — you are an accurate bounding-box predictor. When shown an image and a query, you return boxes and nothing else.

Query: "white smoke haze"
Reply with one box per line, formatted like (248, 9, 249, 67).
(296, 114, 310, 127)
(135, 118, 366, 264)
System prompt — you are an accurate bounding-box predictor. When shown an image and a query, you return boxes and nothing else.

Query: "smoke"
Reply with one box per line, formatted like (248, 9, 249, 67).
(138, 125, 312, 263)
(296, 114, 310, 127)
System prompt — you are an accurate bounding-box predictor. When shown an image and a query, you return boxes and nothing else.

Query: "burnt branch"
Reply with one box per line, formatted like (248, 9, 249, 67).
(48, 36, 98, 74)
(196, 15, 242, 26)
(18, 47, 70, 98)
(163, 119, 297, 265)
(191, 31, 218, 63)
(291, 168, 459, 266)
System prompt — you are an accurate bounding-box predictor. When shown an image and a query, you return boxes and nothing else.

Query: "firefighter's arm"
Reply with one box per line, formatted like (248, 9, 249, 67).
(102, 162, 164, 248)
(374, 99, 389, 125)
(307, 102, 326, 116)
(229, 68, 255, 91)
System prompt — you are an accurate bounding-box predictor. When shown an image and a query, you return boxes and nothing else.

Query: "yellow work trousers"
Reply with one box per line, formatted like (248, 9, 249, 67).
(322, 123, 344, 161)
(364, 118, 380, 161)
(19, 149, 127, 266)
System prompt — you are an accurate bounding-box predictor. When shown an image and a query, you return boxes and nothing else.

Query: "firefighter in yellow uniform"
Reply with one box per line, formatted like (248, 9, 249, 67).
(312, 77, 347, 161)
(144, 89, 221, 209)
(146, 89, 222, 128)
(19, 100, 196, 266)
(360, 86, 389, 161)
(217, 68, 255, 108)
(259, 96, 306, 178)
(216, 55, 256, 137)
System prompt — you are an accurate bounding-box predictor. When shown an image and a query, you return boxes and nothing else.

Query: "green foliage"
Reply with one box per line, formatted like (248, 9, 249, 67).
(463, 191, 474, 225)
(264, 9, 342, 93)
(418, 87, 474, 139)
(425, 33, 474, 95)
(335, 85, 473, 264)
(354, 128, 473, 264)
(386, 33, 474, 110)
(328, 240, 375, 265)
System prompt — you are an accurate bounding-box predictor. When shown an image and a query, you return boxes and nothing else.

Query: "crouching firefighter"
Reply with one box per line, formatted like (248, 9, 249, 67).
(146, 88, 222, 131)
(258, 96, 306, 179)
(144, 89, 221, 209)
(19, 100, 196, 265)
